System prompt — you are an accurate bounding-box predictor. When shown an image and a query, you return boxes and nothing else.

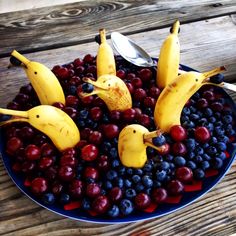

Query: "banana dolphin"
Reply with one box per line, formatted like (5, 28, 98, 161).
(0, 105, 80, 151)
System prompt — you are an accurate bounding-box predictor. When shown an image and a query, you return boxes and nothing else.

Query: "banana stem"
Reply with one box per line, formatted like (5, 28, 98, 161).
(143, 130, 162, 139)
(172, 20, 180, 35)
(0, 108, 28, 118)
(11, 50, 30, 65)
(203, 66, 226, 79)
(99, 29, 107, 44)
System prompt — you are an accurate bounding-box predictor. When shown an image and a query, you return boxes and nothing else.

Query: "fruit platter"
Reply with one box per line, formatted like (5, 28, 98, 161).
(0, 21, 236, 223)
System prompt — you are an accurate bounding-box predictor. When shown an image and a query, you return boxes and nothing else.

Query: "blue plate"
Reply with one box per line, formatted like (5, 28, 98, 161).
(1, 63, 236, 224)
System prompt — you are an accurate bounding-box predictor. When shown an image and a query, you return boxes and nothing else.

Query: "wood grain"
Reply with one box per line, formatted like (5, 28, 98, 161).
(0, 0, 236, 57)
(0, 15, 236, 107)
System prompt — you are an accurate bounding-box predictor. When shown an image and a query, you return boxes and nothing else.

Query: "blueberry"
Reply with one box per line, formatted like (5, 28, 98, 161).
(215, 121, 223, 127)
(155, 170, 167, 182)
(185, 139, 196, 150)
(216, 142, 227, 151)
(101, 189, 107, 195)
(86, 177, 95, 184)
(187, 152, 195, 160)
(79, 109, 89, 119)
(165, 154, 174, 162)
(59, 193, 70, 204)
(81, 83, 94, 93)
(218, 135, 229, 143)
(145, 188, 152, 195)
(190, 106, 197, 113)
(109, 147, 118, 159)
(107, 170, 118, 180)
(206, 146, 217, 155)
(223, 115, 233, 124)
(104, 180, 113, 190)
(224, 109, 233, 115)
(204, 108, 213, 117)
(143, 163, 152, 172)
(135, 184, 145, 192)
(160, 161, 170, 170)
(214, 126, 224, 136)
(82, 198, 91, 210)
(152, 135, 166, 146)
(111, 159, 120, 168)
(125, 189, 136, 199)
(114, 178, 124, 188)
(211, 158, 223, 169)
(118, 166, 126, 175)
(202, 153, 211, 161)
(153, 180, 162, 188)
(77, 118, 86, 127)
(42, 193, 55, 205)
(195, 146, 204, 155)
(183, 121, 195, 128)
(216, 152, 226, 160)
(169, 163, 175, 170)
(194, 168, 205, 179)
(144, 107, 153, 116)
(120, 199, 134, 215)
(102, 114, 109, 123)
(190, 113, 200, 121)
(201, 161, 210, 170)
(210, 137, 218, 145)
(193, 92, 200, 99)
(147, 147, 155, 155)
(67, 85, 77, 95)
(181, 115, 189, 122)
(193, 155, 203, 163)
(182, 107, 191, 115)
(132, 175, 141, 183)
(142, 175, 153, 187)
(108, 205, 120, 218)
(101, 141, 112, 153)
(186, 161, 197, 170)
(124, 179, 132, 188)
(198, 118, 208, 126)
(226, 129, 235, 136)
(210, 73, 224, 84)
(202, 143, 209, 149)
(209, 117, 217, 123)
(134, 169, 143, 176)
(206, 123, 214, 131)
(126, 168, 133, 175)
(174, 156, 186, 167)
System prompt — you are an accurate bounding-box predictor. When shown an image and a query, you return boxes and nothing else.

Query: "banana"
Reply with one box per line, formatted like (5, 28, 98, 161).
(96, 29, 116, 77)
(118, 124, 168, 168)
(0, 105, 80, 151)
(81, 75, 132, 111)
(10, 50, 65, 105)
(157, 20, 180, 89)
(154, 66, 226, 132)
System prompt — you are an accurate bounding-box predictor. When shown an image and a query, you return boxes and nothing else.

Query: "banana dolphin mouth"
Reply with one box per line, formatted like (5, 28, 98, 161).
(143, 130, 166, 152)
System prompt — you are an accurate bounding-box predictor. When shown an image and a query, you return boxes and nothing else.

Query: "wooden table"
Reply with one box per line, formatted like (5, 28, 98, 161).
(0, 1, 236, 235)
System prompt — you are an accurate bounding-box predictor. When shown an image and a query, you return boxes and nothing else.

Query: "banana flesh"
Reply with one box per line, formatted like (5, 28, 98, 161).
(157, 20, 180, 89)
(0, 105, 80, 151)
(118, 124, 167, 168)
(10, 50, 65, 105)
(154, 66, 226, 132)
(81, 75, 132, 111)
(96, 29, 116, 77)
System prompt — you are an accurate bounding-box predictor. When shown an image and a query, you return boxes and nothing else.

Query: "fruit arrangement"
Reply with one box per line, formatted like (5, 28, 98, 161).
(0, 23, 236, 222)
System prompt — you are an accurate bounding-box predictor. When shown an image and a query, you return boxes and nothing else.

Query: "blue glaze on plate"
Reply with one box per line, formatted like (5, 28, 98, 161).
(0, 62, 236, 224)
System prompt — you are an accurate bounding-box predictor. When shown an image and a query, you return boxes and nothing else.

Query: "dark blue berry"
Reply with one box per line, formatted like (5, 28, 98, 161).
(143, 163, 152, 172)
(210, 137, 218, 145)
(165, 154, 174, 162)
(108, 205, 120, 217)
(195, 146, 204, 155)
(77, 118, 86, 127)
(155, 170, 167, 182)
(193, 155, 203, 163)
(153, 180, 162, 188)
(109, 147, 118, 159)
(194, 168, 205, 179)
(174, 156, 186, 167)
(183, 121, 195, 128)
(206, 146, 217, 155)
(82, 83, 94, 93)
(142, 175, 153, 187)
(132, 175, 141, 183)
(134, 169, 143, 176)
(86, 177, 95, 184)
(42, 193, 55, 205)
(79, 109, 89, 119)
(223, 115, 233, 124)
(182, 107, 191, 115)
(216, 152, 226, 160)
(102, 141, 112, 153)
(211, 158, 223, 169)
(125, 189, 136, 199)
(118, 166, 126, 175)
(104, 180, 113, 190)
(135, 184, 145, 192)
(160, 161, 170, 170)
(102, 114, 109, 123)
(67, 85, 77, 95)
(216, 142, 227, 151)
(214, 126, 224, 136)
(145, 188, 152, 195)
(190, 113, 200, 121)
(107, 170, 118, 180)
(204, 108, 213, 117)
(82, 198, 91, 210)
(126, 168, 133, 175)
(120, 199, 134, 215)
(187, 152, 195, 160)
(218, 135, 229, 143)
(111, 159, 120, 168)
(186, 161, 197, 170)
(114, 178, 124, 188)
(209, 117, 217, 123)
(147, 147, 155, 155)
(169, 163, 175, 170)
(201, 161, 210, 170)
(124, 179, 132, 188)
(59, 193, 70, 204)
(185, 139, 196, 150)
(202, 153, 211, 161)
(152, 135, 166, 146)
(190, 106, 197, 113)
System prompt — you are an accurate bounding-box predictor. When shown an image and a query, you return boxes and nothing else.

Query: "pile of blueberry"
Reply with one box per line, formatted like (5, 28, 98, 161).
(2, 55, 235, 218)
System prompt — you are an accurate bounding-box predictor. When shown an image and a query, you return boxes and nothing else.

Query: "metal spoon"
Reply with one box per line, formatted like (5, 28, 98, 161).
(111, 32, 156, 67)
(111, 32, 236, 92)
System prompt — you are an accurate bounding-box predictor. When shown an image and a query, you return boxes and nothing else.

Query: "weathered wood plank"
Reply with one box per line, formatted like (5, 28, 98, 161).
(0, 15, 236, 107)
(0, 0, 236, 56)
